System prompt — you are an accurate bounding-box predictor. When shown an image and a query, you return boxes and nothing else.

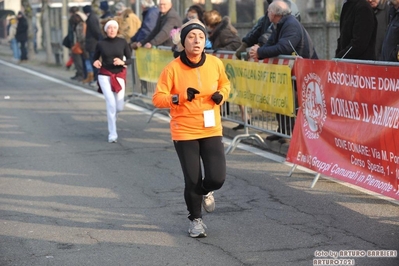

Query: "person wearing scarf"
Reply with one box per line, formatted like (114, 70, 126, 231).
(93, 20, 131, 143)
(153, 19, 231, 238)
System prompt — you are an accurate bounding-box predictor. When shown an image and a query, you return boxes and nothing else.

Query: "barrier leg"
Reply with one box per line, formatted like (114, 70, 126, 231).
(225, 133, 265, 155)
(310, 173, 321, 188)
(147, 108, 170, 123)
(288, 164, 297, 177)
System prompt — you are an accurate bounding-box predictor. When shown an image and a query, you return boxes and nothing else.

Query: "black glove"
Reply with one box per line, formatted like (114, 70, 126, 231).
(187, 87, 200, 102)
(235, 42, 248, 59)
(211, 91, 223, 105)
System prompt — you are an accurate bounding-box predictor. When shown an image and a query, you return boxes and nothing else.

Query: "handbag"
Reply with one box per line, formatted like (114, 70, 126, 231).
(62, 35, 71, 49)
(71, 42, 83, 54)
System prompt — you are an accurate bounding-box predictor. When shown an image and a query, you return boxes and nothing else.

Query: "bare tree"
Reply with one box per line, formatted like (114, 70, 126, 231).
(21, 0, 35, 59)
(92, 0, 101, 16)
(41, 0, 54, 64)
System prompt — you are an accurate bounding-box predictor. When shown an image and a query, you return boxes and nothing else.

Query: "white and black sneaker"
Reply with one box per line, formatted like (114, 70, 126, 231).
(188, 218, 207, 238)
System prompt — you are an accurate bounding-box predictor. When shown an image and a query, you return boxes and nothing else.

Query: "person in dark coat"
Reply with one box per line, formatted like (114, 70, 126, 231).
(249, 0, 318, 143)
(369, 0, 389, 60)
(15, 11, 28, 62)
(202, 10, 243, 130)
(203, 10, 241, 52)
(235, 0, 300, 59)
(131, 0, 159, 46)
(83, 5, 103, 84)
(70, 12, 87, 81)
(380, 0, 399, 62)
(100, 1, 112, 19)
(335, 0, 377, 60)
(137, 0, 182, 48)
(182, 4, 205, 24)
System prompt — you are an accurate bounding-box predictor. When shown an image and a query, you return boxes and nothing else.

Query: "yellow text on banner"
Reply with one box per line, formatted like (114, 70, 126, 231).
(136, 48, 174, 83)
(221, 58, 294, 116)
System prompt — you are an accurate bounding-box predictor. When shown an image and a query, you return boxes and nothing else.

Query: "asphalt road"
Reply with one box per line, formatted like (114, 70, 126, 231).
(0, 59, 398, 266)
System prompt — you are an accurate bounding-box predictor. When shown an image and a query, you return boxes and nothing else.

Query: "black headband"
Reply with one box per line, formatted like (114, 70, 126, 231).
(180, 23, 207, 47)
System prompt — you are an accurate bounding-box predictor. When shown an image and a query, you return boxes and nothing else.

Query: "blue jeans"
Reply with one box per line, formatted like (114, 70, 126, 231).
(85, 58, 93, 73)
(84, 52, 98, 80)
(10, 39, 20, 60)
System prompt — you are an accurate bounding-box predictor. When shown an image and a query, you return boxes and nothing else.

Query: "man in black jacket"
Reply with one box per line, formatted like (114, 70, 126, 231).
(335, 0, 377, 60)
(82, 5, 103, 85)
(380, 0, 399, 62)
(249, 0, 318, 143)
(16, 11, 28, 62)
(368, 0, 389, 60)
(235, 0, 300, 59)
(137, 0, 181, 48)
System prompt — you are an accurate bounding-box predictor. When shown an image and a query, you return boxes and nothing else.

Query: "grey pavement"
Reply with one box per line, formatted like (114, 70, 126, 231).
(0, 42, 398, 266)
(0, 41, 289, 157)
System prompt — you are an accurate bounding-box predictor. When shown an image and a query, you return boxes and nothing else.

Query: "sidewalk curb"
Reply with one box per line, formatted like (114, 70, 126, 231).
(0, 42, 289, 157)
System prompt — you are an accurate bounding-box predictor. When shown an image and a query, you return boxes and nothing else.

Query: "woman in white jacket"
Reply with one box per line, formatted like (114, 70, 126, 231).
(7, 16, 20, 62)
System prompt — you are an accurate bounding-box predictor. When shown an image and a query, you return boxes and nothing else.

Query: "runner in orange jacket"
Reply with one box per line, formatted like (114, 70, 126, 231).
(153, 19, 231, 238)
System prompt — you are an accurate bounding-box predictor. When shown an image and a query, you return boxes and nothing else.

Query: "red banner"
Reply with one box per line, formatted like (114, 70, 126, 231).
(287, 58, 399, 200)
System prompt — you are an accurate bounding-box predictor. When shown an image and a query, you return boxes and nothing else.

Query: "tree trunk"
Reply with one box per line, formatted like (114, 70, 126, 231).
(41, 0, 54, 64)
(21, 0, 35, 60)
(205, 0, 212, 12)
(228, 0, 236, 24)
(92, 0, 101, 16)
(255, 0, 264, 22)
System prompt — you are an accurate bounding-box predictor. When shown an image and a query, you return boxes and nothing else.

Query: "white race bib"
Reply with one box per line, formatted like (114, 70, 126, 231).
(203, 109, 215, 128)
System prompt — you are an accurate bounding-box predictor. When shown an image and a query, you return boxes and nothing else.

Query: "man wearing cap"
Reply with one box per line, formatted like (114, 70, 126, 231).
(153, 19, 230, 238)
(100, 1, 112, 19)
(16, 11, 28, 62)
(137, 0, 182, 48)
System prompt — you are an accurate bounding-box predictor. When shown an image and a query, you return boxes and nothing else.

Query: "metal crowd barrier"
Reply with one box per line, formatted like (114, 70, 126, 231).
(130, 47, 298, 154)
(129, 47, 171, 122)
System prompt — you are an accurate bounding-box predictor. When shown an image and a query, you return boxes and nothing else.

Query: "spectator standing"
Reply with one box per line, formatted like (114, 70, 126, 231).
(170, 5, 211, 58)
(100, 1, 113, 19)
(131, 0, 159, 47)
(7, 15, 20, 62)
(152, 19, 231, 238)
(93, 20, 132, 143)
(15, 11, 28, 62)
(137, 0, 182, 48)
(63, 7, 79, 73)
(82, 5, 103, 85)
(187, 5, 212, 49)
(70, 12, 88, 81)
(203, 9, 242, 128)
(235, 0, 300, 59)
(368, 0, 390, 60)
(234, 0, 300, 131)
(183, 4, 205, 24)
(335, 0, 377, 60)
(380, 0, 399, 61)
(249, 0, 318, 143)
(130, 0, 160, 96)
(114, 2, 142, 42)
